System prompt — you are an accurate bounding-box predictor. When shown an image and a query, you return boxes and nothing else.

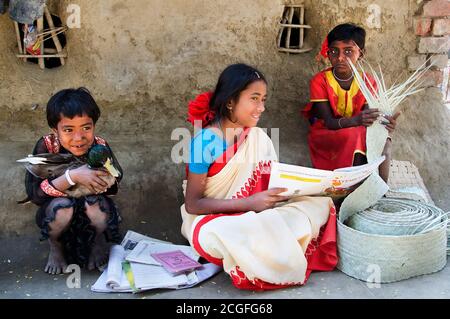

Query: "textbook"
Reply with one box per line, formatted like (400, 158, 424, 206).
(151, 250, 202, 275)
(268, 156, 385, 198)
(125, 240, 199, 266)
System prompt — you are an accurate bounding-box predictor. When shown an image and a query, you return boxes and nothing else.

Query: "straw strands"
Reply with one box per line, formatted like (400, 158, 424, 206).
(347, 56, 435, 162)
(347, 57, 434, 115)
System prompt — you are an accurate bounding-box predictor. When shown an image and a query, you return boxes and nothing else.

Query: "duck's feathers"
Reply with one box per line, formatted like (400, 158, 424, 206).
(65, 174, 117, 198)
(18, 152, 117, 199)
(17, 153, 84, 180)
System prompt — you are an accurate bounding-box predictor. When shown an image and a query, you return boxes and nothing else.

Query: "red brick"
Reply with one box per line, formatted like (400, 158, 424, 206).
(414, 17, 432, 35)
(423, 0, 450, 17)
(432, 18, 450, 35)
(418, 69, 444, 87)
(430, 54, 449, 69)
(418, 37, 450, 53)
(407, 54, 428, 70)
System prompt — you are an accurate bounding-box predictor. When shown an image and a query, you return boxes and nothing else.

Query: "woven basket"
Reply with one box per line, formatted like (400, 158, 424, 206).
(447, 212, 450, 255)
(385, 160, 434, 204)
(385, 160, 449, 255)
(337, 160, 448, 283)
(346, 199, 445, 236)
(337, 217, 447, 283)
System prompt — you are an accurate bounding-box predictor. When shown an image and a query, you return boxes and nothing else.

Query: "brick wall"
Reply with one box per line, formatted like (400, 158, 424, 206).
(408, 0, 450, 89)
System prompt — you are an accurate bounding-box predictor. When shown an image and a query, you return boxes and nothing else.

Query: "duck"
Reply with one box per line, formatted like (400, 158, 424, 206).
(18, 144, 121, 199)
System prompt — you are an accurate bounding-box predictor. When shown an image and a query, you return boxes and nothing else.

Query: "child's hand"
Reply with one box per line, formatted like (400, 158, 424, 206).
(70, 164, 110, 194)
(99, 171, 117, 189)
(357, 108, 381, 127)
(381, 111, 401, 133)
(246, 188, 290, 212)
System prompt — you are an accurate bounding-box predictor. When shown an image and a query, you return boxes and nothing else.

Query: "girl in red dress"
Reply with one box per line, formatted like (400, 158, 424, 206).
(302, 23, 400, 182)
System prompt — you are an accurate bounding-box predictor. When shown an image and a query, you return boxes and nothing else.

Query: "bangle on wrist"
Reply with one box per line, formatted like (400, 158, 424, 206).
(338, 117, 344, 129)
(65, 169, 76, 186)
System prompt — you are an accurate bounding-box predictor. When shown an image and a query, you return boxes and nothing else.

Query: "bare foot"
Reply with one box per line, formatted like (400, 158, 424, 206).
(88, 234, 109, 270)
(45, 239, 68, 275)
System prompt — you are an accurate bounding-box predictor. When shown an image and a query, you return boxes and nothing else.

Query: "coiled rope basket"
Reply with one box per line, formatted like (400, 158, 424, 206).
(337, 198, 448, 283)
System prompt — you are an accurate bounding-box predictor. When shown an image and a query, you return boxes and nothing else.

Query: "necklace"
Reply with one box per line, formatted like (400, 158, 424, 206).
(332, 67, 354, 82)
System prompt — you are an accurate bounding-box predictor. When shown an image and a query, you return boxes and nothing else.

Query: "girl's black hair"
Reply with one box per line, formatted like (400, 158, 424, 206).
(327, 23, 366, 50)
(46, 87, 101, 128)
(210, 63, 266, 122)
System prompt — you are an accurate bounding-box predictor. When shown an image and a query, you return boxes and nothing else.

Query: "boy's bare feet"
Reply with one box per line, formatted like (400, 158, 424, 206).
(88, 234, 109, 270)
(45, 239, 68, 275)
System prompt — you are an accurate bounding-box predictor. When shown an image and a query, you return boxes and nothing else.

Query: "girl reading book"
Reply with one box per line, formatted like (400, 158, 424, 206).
(180, 63, 337, 290)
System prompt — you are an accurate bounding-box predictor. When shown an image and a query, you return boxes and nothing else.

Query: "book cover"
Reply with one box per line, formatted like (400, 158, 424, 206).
(151, 250, 202, 275)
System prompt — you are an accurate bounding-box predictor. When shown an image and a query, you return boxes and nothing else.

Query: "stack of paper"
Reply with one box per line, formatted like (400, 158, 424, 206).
(91, 230, 221, 293)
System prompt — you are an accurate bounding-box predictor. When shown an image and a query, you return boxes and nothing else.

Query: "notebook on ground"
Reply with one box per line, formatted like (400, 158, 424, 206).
(151, 250, 202, 275)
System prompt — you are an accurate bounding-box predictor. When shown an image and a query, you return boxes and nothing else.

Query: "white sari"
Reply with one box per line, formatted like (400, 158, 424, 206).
(181, 127, 337, 290)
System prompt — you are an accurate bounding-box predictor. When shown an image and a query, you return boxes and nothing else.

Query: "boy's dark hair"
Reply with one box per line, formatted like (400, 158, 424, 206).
(46, 87, 101, 128)
(327, 23, 366, 50)
(210, 63, 266, 122)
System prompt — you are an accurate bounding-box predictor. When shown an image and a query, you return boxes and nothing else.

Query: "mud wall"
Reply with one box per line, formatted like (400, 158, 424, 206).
(0, 0, 448, 242)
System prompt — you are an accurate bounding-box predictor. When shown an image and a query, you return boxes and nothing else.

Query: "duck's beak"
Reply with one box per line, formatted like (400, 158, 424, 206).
(104, 158, 120, 178)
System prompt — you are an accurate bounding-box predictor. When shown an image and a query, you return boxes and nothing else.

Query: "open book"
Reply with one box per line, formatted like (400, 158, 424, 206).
(268, 156, 385, 198)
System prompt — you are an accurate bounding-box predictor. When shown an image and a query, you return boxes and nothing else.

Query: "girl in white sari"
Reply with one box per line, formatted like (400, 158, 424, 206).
(182, 64, 337, 290)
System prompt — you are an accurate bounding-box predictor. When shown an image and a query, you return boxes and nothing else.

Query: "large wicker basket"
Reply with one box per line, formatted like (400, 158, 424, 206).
(337, 160, 449, 283)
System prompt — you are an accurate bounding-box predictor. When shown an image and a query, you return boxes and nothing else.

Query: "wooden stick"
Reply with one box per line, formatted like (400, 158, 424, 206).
(299, 7, 305, 48)
(13, 21, 28, 62)
(44, 6, 65, 65)
(278, 47, 312, 53)
(279, 24, 311, 28)
(285, 7, 295, 49)
(16, 53, 67, 58)
(41, 29, 67, 44)
(22, 24, 29, 62)
(36, 17, 45, 69)
(38, 27, 67, 37)
(277, 7, 291, 49)
(14, 22, 23, 54)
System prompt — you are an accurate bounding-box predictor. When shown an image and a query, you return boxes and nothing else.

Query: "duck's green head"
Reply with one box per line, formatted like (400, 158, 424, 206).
(86, 144, 120, 177)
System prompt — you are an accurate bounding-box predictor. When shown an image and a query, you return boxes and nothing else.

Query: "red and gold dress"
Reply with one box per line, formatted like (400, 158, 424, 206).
(302, 67, 377, 170)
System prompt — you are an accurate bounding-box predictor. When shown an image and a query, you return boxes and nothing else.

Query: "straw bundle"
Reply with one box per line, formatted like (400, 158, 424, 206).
(347, 57, 433, 116)
(347, 58, 434, 162)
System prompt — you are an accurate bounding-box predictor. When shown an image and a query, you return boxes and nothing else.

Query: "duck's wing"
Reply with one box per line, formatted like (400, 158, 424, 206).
(65, 174, 116, 198)
(100, 173, 117, 189)
(65, 184, 94, 198)
(17, 153, 84, 179)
